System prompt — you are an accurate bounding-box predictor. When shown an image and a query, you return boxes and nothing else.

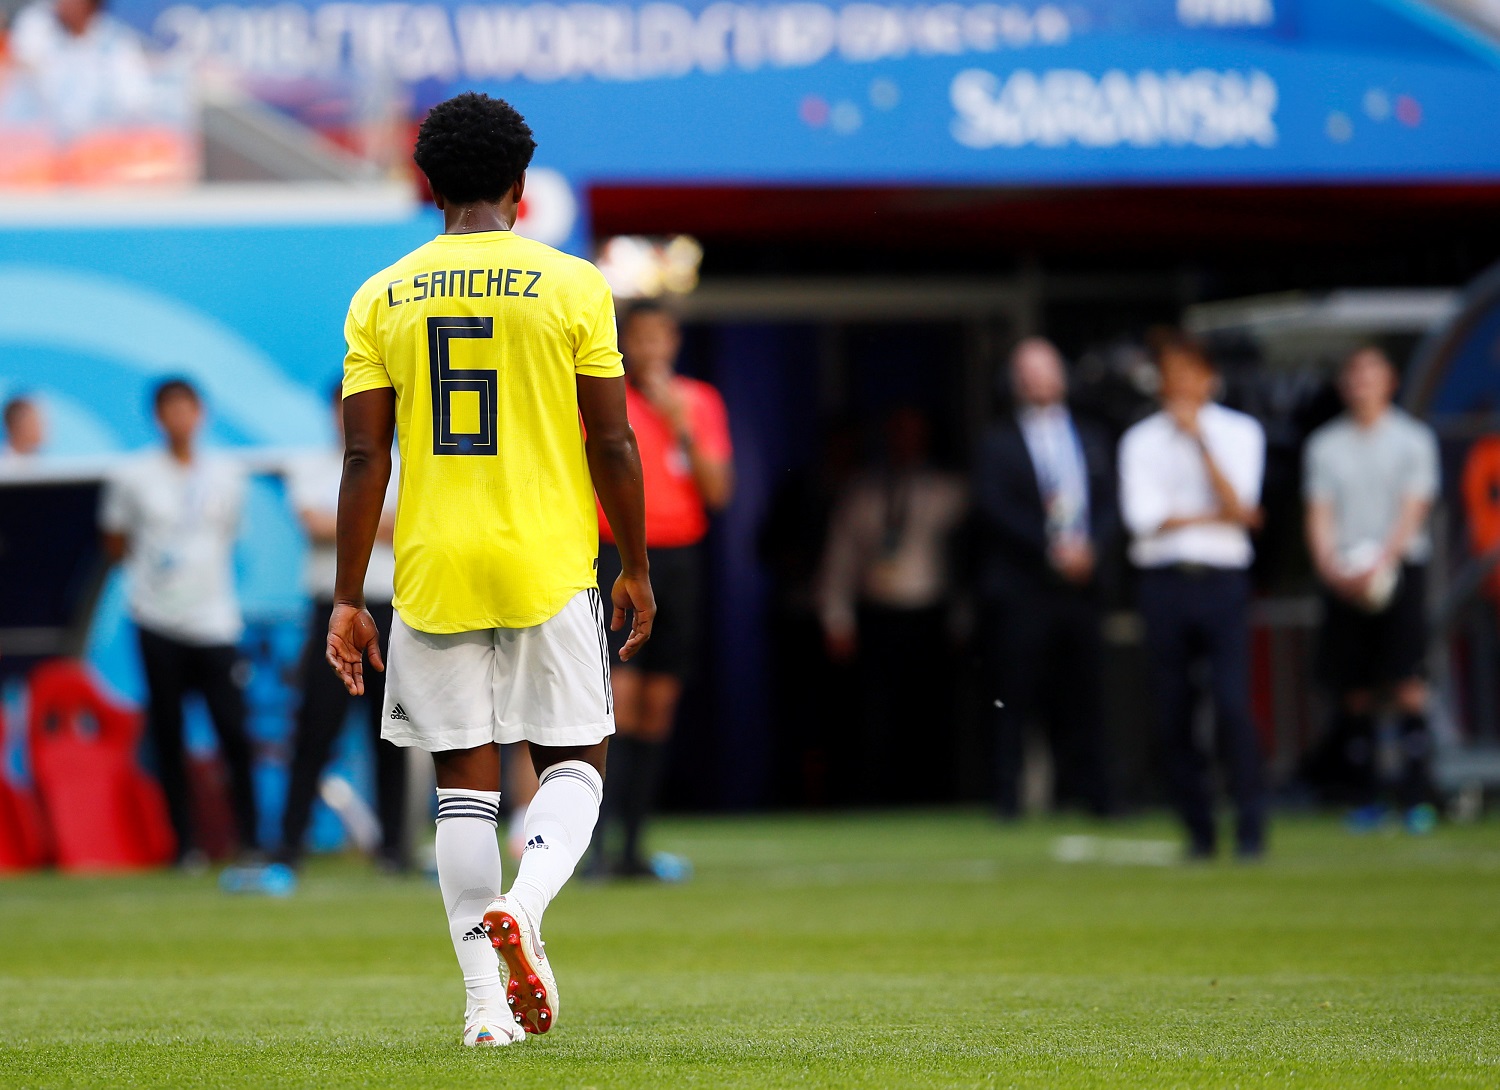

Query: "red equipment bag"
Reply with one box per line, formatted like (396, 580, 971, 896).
(27, 659, 176, 871)
(0, 698, 52, 871)
(0, 764, 51, 872)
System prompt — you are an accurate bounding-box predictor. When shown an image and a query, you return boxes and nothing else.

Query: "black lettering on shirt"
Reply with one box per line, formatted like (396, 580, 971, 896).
(486, 268, 504, 296)
(468, 269, 484, 297)
(386, 279, 403, 307)
(503, 269, 520, 296)
(412, 272, 429, 301)
(430, 270, 446, 297)
(523, 271, 542, 298)
(450, 269, 465, 297)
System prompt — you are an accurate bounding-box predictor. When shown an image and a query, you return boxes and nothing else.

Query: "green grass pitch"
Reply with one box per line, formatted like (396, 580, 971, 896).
(1, 811, 1497, 1088)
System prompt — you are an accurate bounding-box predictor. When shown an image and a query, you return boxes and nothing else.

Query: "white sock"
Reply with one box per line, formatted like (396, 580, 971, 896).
(506, 761, 603, 926)
(434, 788, 502, 1019)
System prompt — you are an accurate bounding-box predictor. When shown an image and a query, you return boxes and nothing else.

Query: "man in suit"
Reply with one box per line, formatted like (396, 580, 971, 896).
(975, 337, 1117, 819)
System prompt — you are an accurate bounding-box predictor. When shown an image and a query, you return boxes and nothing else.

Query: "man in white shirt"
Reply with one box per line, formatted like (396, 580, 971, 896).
(1304, 346, 1440, 833)
(1119, 333, 1267, 859)
(99, 378, 258, 865)
(276, 385, 406, 871)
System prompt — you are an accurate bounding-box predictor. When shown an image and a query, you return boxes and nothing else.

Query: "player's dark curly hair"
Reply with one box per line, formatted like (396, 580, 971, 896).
(413, 92, 536, 204)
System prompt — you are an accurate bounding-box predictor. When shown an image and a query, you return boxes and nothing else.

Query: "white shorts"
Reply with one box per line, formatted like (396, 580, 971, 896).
(381, 588, 615, 751)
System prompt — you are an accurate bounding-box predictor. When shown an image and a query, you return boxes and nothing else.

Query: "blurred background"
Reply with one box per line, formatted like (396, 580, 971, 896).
(6, 0, 1500, 872)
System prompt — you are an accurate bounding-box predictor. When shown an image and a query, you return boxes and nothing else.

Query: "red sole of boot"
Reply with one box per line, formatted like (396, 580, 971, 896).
(484, 908, 554, 1034)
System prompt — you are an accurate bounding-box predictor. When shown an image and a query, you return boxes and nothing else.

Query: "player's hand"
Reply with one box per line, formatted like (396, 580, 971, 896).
(326, 602, 384, 696)
(611, 572, 656, 662)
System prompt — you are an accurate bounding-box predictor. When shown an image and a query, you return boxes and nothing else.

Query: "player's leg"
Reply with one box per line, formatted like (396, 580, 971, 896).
(195, 643, 261, 855)
(278, 601, 349, 867)
(433, 743, 525, 1046)
(432, 743, 506, 1010)
(382, 614, 523, 1045)
(485, 739, 605, 1034)
(484, 588, 615, 1033)
(137, 628, 194, 864)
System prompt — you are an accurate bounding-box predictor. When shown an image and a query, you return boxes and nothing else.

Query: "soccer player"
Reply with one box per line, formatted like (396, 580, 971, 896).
(326, 92, 654, 1048)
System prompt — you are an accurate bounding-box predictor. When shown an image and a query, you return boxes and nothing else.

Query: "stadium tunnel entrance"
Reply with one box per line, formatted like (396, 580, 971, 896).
(587, 180, 1500, 814)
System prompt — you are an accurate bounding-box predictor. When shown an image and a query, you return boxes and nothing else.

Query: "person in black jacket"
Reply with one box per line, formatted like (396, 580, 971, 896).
(975, 338, 1118, 819)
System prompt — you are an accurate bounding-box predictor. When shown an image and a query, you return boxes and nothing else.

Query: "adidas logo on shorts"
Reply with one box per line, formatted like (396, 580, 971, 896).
(525, 835, 548, 852)
(389, 703, 410, 722)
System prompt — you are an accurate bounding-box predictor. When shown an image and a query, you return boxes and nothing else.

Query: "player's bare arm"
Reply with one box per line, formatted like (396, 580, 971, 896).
(578, 372, 655, 659)
(326, 386, 395, 695)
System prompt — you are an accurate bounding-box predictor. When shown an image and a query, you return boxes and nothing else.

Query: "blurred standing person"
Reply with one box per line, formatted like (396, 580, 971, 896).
(276, 384, 405, 872)
(99, 378, 258, 866)
(1305, 347, 1441, 834)
(819, 407, 967, 803)
(1, 394, 45, 460)
(9, 0, 152, 133)
(594, 301, 733, 878)
(975, 338, 1117, 820)
(1119, 335, 1267, 860)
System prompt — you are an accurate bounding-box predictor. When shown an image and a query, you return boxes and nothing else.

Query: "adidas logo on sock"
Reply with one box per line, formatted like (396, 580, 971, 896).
(525, 835, 548, 851)
(462, 924, 487, 942)
(389, 703, 410, 722)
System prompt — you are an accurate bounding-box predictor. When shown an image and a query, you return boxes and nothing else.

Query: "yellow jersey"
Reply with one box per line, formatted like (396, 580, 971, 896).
(342, 230, 623, 633)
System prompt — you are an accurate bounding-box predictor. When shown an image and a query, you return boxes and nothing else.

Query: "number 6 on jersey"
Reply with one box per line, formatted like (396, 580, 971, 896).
(428, 315, 497, 456)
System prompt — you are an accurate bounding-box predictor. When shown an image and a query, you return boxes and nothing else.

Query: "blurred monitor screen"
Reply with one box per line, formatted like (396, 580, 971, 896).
(0, 479, 107, 661)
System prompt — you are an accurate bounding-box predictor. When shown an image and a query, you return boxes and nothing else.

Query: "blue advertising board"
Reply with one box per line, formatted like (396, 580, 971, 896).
(98, 0, 1500, 186)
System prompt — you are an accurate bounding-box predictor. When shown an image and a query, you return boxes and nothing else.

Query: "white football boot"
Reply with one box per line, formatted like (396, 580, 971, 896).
(484, 895, 559, 1035)
(462, 1008, 527, 1047)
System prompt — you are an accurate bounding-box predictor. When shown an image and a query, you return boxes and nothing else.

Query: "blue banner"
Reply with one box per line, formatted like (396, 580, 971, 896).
(95, 0, 1500, 185)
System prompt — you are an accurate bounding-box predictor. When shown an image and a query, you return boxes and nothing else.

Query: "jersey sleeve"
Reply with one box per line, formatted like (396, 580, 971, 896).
(692, 383, 733, 461)
(572, 272, 625, 379)
(342, 288, 392, 398)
